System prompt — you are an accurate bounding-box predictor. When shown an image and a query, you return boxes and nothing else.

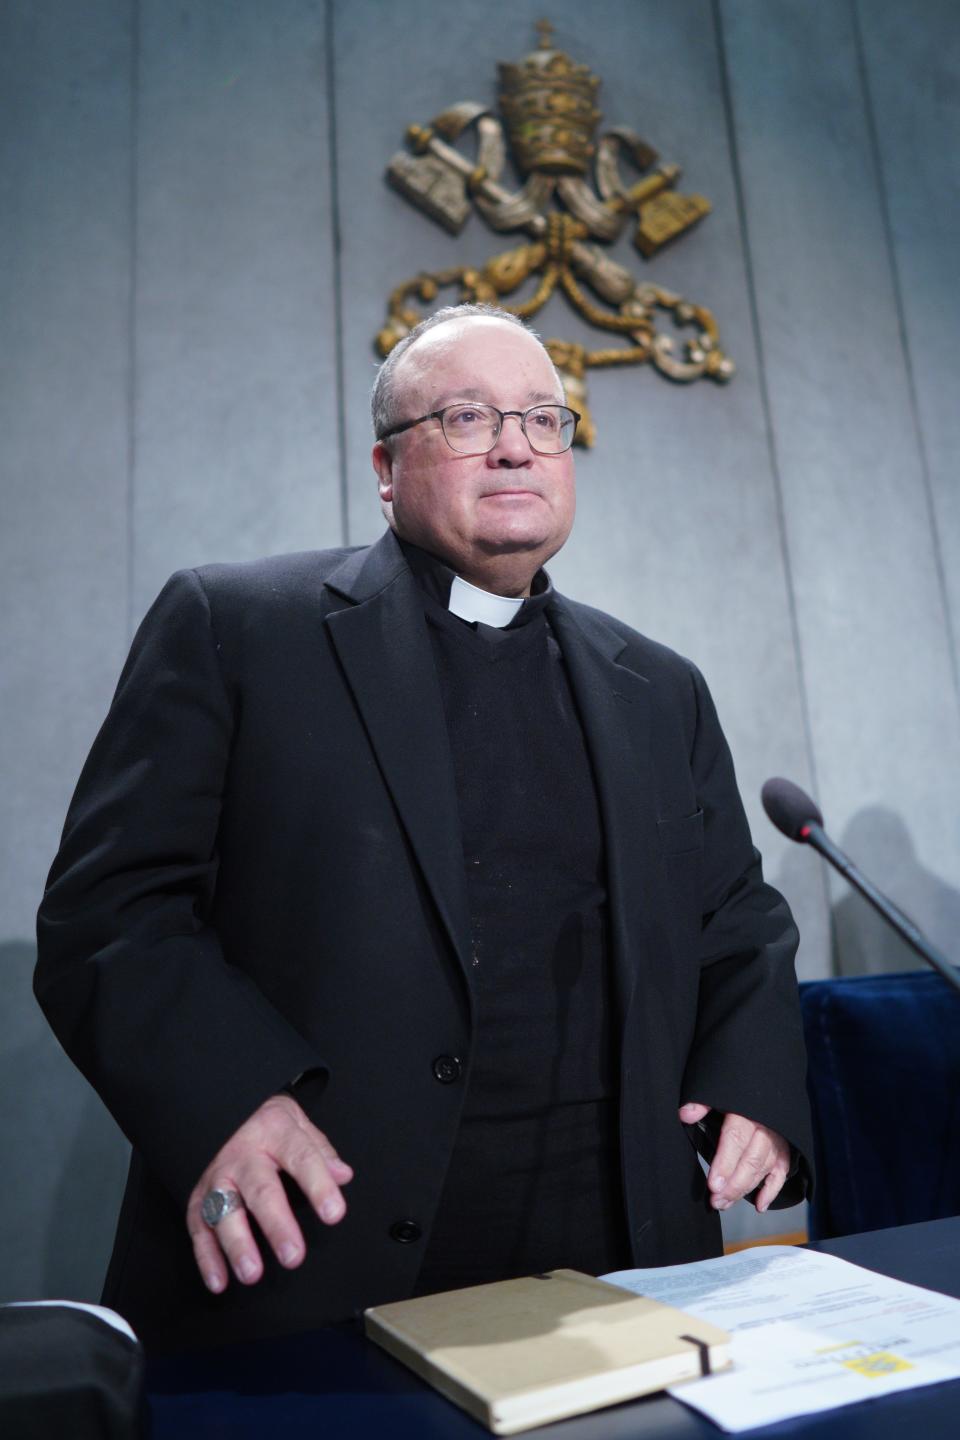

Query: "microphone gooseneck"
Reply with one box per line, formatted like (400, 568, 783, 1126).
(761, 776, 960, 997)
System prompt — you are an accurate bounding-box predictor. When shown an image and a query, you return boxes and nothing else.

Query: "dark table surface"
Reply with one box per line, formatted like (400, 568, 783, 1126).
(147, 1217, 960, 1440)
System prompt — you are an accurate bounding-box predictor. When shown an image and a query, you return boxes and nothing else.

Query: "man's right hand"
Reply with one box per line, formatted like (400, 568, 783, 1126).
(186, 1092, 353, 1293)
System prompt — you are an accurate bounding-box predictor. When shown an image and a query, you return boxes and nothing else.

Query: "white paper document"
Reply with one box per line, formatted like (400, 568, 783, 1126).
(602, 1245, 960, 1431)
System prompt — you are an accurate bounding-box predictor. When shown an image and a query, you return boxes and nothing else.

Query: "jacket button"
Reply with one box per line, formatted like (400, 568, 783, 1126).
(432, 1054, 462, 1084)
(390, 1219, 422, 1244)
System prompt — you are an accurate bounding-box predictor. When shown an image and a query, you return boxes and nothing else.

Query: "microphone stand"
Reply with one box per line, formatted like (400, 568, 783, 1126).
(801, 820, 960, 998)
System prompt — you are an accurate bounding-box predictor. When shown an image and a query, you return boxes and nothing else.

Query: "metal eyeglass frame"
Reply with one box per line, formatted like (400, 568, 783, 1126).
(377, 402, 581, 455)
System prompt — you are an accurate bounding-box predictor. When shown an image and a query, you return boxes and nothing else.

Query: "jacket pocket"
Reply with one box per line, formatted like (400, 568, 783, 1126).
(656, 808, 704, 855)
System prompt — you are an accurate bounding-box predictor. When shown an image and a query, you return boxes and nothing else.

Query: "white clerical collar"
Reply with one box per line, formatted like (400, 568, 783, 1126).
(448, 574, 524, 628)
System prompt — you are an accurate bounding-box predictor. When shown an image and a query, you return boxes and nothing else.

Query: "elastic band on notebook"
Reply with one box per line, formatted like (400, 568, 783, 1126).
(678, 1334, 712, 1376)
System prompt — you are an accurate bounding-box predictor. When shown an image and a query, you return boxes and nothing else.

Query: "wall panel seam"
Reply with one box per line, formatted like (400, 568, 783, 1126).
(712, 0, 834, 940)
(851, 0, 960, 725)
(325, 0, 349, 548)
(125, 0, 141, 644)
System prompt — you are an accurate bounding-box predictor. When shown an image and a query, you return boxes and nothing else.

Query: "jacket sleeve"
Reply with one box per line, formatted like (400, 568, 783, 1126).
(679, 663, 814, 1207)
(35, 569, 326, 1208)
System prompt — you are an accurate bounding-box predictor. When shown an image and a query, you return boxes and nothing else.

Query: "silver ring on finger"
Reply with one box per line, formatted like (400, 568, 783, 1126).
(201, 1187, 244, 1227)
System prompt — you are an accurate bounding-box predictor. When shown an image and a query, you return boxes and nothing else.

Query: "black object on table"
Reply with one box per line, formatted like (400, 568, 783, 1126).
(147, 1217, 960, 1440)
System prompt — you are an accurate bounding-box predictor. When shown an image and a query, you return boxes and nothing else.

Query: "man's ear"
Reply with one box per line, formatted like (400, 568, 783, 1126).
(372, 440, 394, 503)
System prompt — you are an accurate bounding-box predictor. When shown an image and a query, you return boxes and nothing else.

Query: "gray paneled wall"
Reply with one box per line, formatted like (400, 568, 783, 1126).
(133, 0, 344, 616)
(722, 0, 960, 975)
(1, 0, 957, 1299)
(1, 1, 137, 1302)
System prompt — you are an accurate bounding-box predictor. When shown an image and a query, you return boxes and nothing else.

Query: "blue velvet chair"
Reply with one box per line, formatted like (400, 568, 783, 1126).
(799, 970, 960, 1240)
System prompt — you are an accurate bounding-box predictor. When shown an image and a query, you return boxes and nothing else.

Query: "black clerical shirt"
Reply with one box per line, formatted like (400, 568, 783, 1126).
(397, 542, 632, 1292)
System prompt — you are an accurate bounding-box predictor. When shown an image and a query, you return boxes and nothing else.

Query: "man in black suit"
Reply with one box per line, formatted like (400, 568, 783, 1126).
(36, 305, 812, 1350)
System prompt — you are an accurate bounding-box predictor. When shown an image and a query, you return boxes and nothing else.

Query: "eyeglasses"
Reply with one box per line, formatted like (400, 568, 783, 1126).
(377, 401, 580, 455)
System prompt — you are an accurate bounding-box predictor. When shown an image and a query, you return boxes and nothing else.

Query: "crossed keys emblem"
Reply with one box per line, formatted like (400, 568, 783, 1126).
(376, 21, 734, 446)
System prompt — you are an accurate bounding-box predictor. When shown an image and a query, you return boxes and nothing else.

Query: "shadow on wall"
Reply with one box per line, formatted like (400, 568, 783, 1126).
(768, 837, 832, 985)
(0, 939, 129, 1304)
(831, 808, 960, 977)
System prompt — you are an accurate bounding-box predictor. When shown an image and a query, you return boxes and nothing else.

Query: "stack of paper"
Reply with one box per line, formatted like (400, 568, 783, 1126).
(603, 1245, 960, 1431)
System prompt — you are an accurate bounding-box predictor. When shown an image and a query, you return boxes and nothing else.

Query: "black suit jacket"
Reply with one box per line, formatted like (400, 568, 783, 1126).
(36, 530, 813, 1350)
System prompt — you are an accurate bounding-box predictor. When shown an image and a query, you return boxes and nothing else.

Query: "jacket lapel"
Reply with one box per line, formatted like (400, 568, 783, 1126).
(322, 535, 657, 1006)
(323, 535, 471, 977)
(548, 597, 658, 1015)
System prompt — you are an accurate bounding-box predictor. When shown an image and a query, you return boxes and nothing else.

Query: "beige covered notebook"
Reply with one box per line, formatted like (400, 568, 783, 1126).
(365, 1268, 731, 1434)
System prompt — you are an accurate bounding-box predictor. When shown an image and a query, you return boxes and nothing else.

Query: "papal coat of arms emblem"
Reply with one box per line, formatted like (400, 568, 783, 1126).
(377, 20, 733, 445)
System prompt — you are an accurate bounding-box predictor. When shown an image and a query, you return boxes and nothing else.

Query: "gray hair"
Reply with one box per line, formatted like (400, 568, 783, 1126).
(370, 303, 558, 440)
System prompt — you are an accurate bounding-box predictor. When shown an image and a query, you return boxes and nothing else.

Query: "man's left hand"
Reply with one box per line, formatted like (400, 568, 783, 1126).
(678, 1102, 791, 1213)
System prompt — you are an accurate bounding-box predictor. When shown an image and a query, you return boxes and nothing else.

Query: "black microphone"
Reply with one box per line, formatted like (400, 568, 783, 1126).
(761, 776, 960, 997)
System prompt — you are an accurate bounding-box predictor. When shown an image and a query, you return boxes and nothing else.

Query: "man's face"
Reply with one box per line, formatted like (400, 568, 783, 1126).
(372, 319, 576, 593)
